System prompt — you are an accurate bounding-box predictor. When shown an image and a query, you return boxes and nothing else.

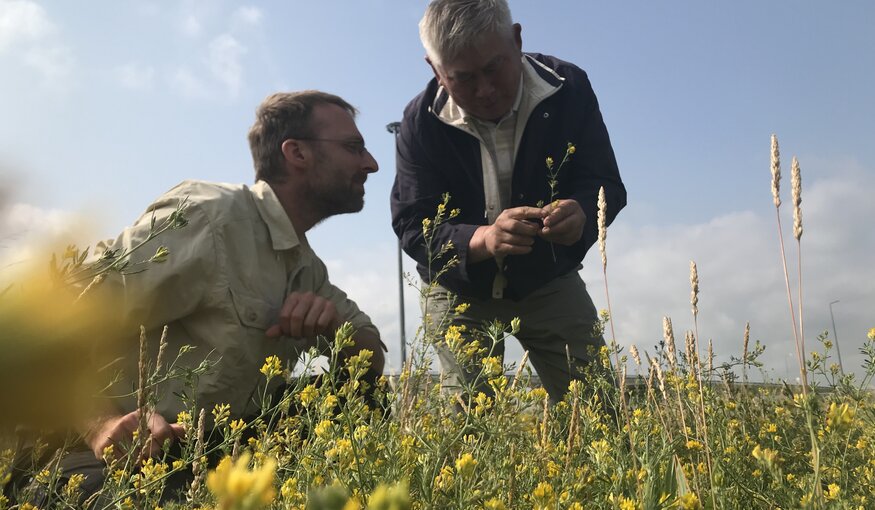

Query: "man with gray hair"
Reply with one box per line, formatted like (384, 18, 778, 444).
(391, 0, 626, 402)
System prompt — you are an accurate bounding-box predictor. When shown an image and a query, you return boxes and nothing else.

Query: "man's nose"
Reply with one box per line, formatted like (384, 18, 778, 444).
(474, 76, 496, 99)
(363, 149, 379, 173)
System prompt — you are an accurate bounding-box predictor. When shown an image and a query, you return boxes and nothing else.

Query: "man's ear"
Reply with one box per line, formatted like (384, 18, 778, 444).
(512, 23, 522, 51)
(425, 56, 444, 87)
(281, 139, 307, 168)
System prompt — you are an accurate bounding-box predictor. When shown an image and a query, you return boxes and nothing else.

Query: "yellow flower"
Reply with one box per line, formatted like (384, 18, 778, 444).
(481, 356, 502, 378)
(260, 355, 283, 380)
(366, 480, 411, 510)
(62, 473, 87, 500)
(868, 327, 875, 341)
(213, 403, 231, 427)
(826, 402, 856, 430)
(280, 477, 299, 500)
(434, 465, 454, 491)
(567, 143, 576, 155)
(751, 445, 778, 469)
(545, 156, 554, 169)
(455, 452, 477, 478)
(298, 384, 318, 407)
(677, 492, 702, 510)
(454, 303, 470, 314)
(532, 481, 555, 508)
(825, 483, 841, 500)
(685, 440, 704, 451)
(206, 452, 276, 510)
(225, 420, 244, 436)
(314, 419, 334, 439)
(483, 498, 507, 510)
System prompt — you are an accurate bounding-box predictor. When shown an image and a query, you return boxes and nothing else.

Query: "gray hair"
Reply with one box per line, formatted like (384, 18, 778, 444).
(248, 90, 357, 183)
(419, 0, 514, 66)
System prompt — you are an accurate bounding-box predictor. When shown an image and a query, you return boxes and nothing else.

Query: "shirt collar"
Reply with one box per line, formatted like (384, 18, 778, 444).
(250, 180, 301, 251)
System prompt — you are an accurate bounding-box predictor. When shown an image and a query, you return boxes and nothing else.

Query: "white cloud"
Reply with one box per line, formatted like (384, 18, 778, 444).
(0, 0, 53, 51)
(22, 44, 73, 81)
(207, 33, 246, 98)
(0, 0, 74, 85)
(0, 202, 82, 280)
(232, 6, 262, 27)
(180, 13, 202, 37)
(168, 66, 210, 99)
(327, 169, 875, 381)
(115, 62, 155, 91)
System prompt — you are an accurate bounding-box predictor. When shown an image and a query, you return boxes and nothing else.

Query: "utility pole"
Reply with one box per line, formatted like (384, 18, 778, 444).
(386, 121, 406, 370)
(829, 300, 844, 376)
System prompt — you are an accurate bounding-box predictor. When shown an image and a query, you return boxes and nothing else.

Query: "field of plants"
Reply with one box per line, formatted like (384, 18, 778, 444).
(1, 135, 873, 509)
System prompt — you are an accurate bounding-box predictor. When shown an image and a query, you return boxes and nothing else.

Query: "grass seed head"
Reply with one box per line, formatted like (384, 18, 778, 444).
(597, 186, 607, 269)
(663, 317, 676, 367)
(792, 156, 803, 240)
(690, 260, 699, 317)
(771, 134, 781, 208)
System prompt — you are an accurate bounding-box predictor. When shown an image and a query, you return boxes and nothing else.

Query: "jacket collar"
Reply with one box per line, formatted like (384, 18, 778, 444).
(250, 180, 302, 251)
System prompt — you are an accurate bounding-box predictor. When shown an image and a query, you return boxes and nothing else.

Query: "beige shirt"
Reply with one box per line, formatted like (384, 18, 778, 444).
(97, 180, 377, 419)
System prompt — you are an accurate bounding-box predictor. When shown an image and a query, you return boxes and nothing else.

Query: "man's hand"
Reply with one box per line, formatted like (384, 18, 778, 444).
(539, 199, 586, 246)
(266, 291, 339, 343)
(84, 410, 184, 462)
(469, 206, 548, 263)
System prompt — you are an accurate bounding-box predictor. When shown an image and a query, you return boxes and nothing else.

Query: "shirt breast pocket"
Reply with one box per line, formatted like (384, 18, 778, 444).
(229, 287, 275, 331)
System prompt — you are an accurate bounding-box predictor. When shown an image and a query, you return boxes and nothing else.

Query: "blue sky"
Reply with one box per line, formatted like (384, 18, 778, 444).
(2, 0, 874, 378)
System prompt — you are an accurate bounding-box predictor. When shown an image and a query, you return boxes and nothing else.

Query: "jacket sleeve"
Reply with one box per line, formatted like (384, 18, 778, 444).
(562, 69, 626, 261)
(390, 111, 480, 286)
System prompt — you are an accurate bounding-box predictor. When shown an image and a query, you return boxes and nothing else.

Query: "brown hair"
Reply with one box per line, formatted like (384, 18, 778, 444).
(248, 90, 357, 183)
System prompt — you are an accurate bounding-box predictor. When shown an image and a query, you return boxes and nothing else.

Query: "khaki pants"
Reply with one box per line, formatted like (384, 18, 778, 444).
(422, 271, 607, 402)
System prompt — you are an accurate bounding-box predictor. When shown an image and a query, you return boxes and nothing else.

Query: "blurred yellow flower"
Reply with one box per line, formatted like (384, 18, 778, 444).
(868, 327, 875, 341)
(483, 498, 507, 510)
(206, 452, 276, 510)
(366, 480, 411, 510)
(455, 452, 477, 478)
(826, 402, 856, 430)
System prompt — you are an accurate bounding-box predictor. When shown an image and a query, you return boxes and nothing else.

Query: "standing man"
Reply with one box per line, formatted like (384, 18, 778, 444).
(26, 90, 385, 504)
(390, 0, 626, 402)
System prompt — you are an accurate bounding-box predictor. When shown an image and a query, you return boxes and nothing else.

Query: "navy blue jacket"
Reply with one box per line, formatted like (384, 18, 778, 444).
(390, 53, 626, 301)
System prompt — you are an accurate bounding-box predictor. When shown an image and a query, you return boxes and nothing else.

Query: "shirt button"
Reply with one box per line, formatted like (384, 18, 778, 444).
(487, 203, 495, 210)
(518, 193, 524, 199)
(247, 310, 258, 322)
(543, 112, 550, 119)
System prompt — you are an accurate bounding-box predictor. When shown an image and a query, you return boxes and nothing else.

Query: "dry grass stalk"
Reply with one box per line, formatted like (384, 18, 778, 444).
(136, 325, 150, 459)
(597, 186, 607, 270)
(663, 317, 677, 368)
(565, 382, 581, 469)
(187, 407, 207, 503)
(690, 260, 699, 318)
(540, 393, 550, 449)
(707, 339, 714, 374)
(630, 344, 641, 367)
(792, 157, 803, 241)
(771, 134, 782, 208)
(770, 134, 808, 396)
(155, 325, 169, 377)
(742, 322, 750, 385)
(792, 156, 808, 379)
(509, 350, 530, 392)
(596, 185, 639, 493)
